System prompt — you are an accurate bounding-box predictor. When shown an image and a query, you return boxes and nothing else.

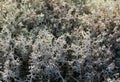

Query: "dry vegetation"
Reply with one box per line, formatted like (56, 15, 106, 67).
(0, 0, 120, 82)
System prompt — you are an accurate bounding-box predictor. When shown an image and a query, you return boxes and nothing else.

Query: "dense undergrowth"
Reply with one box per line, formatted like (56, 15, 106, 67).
(0, 0, 120, 82)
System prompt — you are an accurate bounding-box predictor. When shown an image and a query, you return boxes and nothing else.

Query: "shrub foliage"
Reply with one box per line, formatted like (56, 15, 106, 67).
(0, 0, 120, 82)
